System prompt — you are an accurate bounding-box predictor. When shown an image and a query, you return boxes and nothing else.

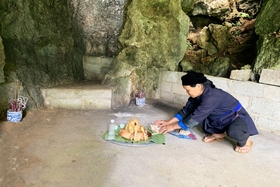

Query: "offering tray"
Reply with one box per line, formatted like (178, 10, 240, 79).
(103, 126, 165, 146)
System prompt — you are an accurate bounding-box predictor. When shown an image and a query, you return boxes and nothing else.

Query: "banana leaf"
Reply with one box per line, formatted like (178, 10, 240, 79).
(103, 127, 165, 145)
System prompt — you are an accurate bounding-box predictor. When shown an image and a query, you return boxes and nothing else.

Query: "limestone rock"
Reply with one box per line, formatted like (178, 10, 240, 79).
(236, 0, 261, 18)
(103, 0, 190, 107)
(209, 57, 230, 77)
(180, 60, 193, 72)
(83, 56, 112, 81)
(0, 37, 5, 84)
(253, 36, 280, 75)
(197, 24, 231, 55)
(259, 69, 280, 86)
(69, 0, 125, 56)
(209, 24, 231, 52)
(230, 69, 253, 81)
(255, 0, 280, 35)
(0, 0, 85, 111)
(254, 0, 280, 75)
(190, 0, 231, 20)
(197, 26, 218, 55)
(180, 49, 207, 71)
(187, 0, 261, 77)
(181, 0, 196, 13)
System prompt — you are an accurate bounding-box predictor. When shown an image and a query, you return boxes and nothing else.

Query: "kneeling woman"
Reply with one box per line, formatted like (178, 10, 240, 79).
(153, 71, 258, 153)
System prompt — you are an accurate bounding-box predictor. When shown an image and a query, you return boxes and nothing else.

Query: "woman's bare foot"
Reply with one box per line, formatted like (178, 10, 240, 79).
(235, 138, 253, 154)
(202, 133, 226, 143)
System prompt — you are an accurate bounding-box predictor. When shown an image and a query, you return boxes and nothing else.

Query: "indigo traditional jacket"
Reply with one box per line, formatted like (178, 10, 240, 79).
(174, 81, 258, 136)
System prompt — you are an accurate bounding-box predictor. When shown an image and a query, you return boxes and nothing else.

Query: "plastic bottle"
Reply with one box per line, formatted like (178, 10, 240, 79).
(107, 119, 115, 140)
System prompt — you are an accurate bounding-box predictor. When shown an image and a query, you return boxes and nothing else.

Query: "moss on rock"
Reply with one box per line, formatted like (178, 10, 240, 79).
(103, 0, 191, 107)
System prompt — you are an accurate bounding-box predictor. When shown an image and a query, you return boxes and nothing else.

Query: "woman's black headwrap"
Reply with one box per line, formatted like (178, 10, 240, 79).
(181, 71, 207, 86)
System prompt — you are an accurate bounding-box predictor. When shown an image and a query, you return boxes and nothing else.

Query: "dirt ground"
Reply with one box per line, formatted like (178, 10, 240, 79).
(0, 101, 280, 187)
(0, 101, 180, 187)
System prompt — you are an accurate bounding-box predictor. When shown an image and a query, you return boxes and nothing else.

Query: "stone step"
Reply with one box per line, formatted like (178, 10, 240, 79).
(41, 81, 112, 110)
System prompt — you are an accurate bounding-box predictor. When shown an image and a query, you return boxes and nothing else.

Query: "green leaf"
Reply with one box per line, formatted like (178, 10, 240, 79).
(103, 128, 165, 144)
(150, 133, 165, 144)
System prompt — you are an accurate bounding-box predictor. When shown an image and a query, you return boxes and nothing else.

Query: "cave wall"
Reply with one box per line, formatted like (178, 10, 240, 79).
(0, 0, 85, 118)
(0, 0, 279, 115)
(69, 0, 125, 57)
(70, 0, 125, 82)
(180, 0, 261, 78)
(0, 37, 4, 83)
(102, 0, 190, 107)
(253, 0, 280, 75)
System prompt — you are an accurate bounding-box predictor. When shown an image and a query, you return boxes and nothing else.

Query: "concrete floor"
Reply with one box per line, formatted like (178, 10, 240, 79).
(1, 100, 280, 187)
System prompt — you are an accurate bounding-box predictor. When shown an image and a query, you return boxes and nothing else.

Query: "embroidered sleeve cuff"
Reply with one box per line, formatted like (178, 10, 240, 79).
(178, 121, 188, 130)
(175, 113, 183, 121)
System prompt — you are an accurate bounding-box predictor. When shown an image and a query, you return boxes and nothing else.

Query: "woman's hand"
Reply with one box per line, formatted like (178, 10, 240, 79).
(159, 124, 175, 134)
(153, 118, 179, 134)
(153, 120, 169, 126)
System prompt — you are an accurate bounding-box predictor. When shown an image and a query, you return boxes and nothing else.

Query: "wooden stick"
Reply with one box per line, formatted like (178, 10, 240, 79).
(14, 81, 19, 111)
(15, 81, 19, 100)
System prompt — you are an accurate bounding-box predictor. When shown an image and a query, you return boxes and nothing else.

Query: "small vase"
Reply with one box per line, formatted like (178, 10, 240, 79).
(136, 97, 145, 106)
(7, 109, 23, 122)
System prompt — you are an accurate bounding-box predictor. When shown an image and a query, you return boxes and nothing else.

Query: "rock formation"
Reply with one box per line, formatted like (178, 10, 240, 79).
(0, 37, 5, 84)
(254, 0, 280, 75)
(102, 0, 190, 107)
(0, 0, 279, 114)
